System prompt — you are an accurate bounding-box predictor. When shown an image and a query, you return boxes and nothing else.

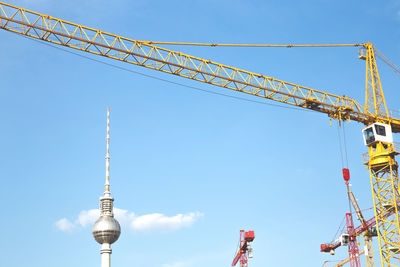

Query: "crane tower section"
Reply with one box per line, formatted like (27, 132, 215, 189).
(346, 212, 361, 267)
(359, 43, 400, 263)
(1, 2, 400, 265)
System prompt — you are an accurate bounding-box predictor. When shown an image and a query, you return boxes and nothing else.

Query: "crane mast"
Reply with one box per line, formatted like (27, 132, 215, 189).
(1, 2, 400, 265)
(345, 212, 362, 267)
(360, 43, 400, 266)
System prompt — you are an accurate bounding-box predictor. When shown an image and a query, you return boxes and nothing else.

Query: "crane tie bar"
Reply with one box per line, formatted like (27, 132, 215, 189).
(141, 42, 366, 48)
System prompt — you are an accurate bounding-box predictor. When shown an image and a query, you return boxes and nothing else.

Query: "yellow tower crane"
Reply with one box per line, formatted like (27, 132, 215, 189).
(1, 2, 400, 265)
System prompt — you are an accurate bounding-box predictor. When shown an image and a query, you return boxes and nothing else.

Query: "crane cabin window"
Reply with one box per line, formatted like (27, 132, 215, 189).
(363, 127, 375, 145)
(375, 125, 386, 136)
(362, 123, 393, 146)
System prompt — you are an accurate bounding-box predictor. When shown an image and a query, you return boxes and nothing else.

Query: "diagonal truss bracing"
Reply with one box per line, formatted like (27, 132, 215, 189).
(1, 2, 400, 131)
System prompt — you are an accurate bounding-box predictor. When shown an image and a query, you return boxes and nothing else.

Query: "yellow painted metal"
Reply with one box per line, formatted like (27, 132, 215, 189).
(333, 249, 365, 267)
(361, 42, 389, 119)
(140, 41, 364, 48)
(360, 42, 400, 266)
(0, 2, 399, 132)
(1, 2, 400, 266)
(366, 142, 400, 266)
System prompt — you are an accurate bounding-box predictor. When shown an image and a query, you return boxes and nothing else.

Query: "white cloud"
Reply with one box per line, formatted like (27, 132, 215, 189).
(55, 208, 203, 233)
(55, 218, 76, 232)
(113, 208, 136, 227)
(77, 209, 100, 227)
(132, 212, 203, 232)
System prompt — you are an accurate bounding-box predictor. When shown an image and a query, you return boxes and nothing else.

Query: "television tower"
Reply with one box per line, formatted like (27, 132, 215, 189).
(92, 107, 121, 267)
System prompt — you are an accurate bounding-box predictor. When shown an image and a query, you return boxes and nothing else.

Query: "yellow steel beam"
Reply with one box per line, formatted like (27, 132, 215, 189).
(333, 249, 365, 267)
(2, 1, 400, 266)
(1, 1, 399, 131)
(361, 42, 400, 266)
(367, 143, 400, 266)
(362, 42, 389, 119)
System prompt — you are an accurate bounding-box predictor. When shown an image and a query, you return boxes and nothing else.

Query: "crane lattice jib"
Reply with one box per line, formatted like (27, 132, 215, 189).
(1, 2, 400, 131)
(321, 204, 397, 253)
(2, 2, 400, 266)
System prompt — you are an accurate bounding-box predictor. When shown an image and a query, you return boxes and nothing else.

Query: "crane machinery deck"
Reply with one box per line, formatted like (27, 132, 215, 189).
(1, 1, 400, 266)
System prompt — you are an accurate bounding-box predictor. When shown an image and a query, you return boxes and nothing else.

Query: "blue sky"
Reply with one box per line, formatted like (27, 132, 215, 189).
(1, 0, 400, 266)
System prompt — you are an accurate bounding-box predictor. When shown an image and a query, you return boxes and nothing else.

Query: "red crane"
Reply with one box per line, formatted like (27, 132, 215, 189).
(321, 168, 395, 261)
(232, 230, 255, 267)
(345, 211, 361, 267)
(343, 169, 361, 267)
(321, 214, 383, 254)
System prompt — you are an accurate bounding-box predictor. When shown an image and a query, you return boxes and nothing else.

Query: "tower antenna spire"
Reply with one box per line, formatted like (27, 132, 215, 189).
(105, 106, 110, 194)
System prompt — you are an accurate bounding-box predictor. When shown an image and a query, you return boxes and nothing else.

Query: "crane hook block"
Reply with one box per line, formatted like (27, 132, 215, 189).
(342, 168, 350, 182)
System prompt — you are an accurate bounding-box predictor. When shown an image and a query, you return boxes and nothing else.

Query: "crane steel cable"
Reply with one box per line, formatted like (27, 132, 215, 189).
(336, 122, 346, 170)
(341, 124, 349, 169)
(8, 32, 321, 114)
(336, 121, 352, 213)
(142, 41, 365, 48)
(332, 215, 346, 243)
(1, 2, 400, 264)
(232, 238, 241, 264)
(374, 47, 400, 79)
(340, 123, 353, 215)
(360, 207, 373, 213)
(146, 39, 400, 81)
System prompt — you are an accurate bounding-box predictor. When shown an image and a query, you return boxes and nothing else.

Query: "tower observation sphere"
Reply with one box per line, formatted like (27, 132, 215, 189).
(92, 207, 121, 244)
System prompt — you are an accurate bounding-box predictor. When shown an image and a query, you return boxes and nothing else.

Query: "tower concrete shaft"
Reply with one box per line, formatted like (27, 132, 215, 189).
(101, 243, 111, 267)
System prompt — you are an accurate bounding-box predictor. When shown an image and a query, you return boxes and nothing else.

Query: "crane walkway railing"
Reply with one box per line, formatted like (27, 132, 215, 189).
(362, 142, 400, 164)
(390, 109, 400, 119)
(395, 142, 400, 154)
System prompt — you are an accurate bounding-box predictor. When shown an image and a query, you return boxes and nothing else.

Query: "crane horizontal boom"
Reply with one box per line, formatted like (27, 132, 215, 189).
(1, 1, 399, 131)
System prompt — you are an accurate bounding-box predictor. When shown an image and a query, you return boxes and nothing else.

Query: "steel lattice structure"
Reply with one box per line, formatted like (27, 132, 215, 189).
(1, 2, 400, 131)
(1, 2, 400, 265)
(366, 149, 400, 266)
(346, 213, 362, 267)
